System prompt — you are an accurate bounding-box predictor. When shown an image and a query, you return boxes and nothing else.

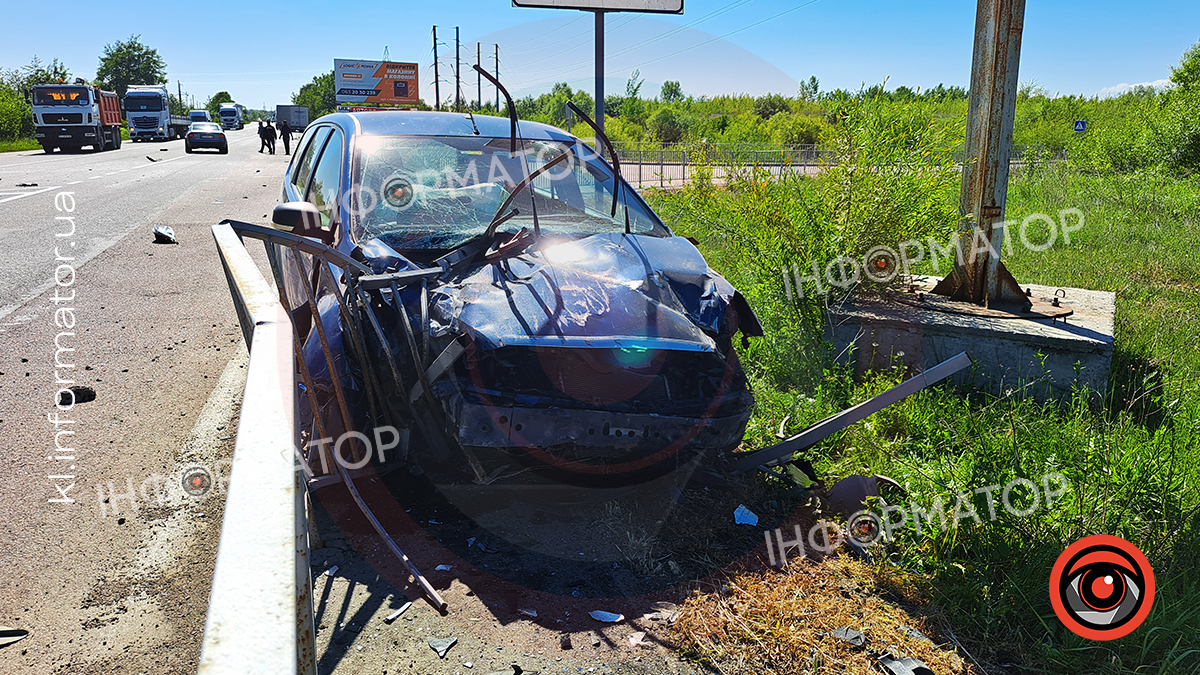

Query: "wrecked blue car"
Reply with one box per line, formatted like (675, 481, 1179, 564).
(255, 107, 762, 487)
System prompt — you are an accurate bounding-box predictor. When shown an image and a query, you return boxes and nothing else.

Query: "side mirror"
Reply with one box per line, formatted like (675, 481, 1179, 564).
(272, 202, 333, 244)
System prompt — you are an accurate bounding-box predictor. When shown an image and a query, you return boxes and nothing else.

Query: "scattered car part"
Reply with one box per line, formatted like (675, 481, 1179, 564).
(384, 601, 413, 622)
(588, 610, 624, 622)
(153, 225, 177, 244)
(729, 352, 972, 472)
(0, 626, 29, 649)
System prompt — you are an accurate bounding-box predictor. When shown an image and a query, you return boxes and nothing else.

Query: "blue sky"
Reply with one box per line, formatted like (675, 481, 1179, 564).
(2, 1, 1197, 108)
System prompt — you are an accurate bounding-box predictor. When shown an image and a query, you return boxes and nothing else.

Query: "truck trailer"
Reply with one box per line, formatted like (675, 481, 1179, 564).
(218, 102, 245, 130)
(32, 84, 123, 154)
(123, 85, 191, 141)
(274, 105, 308, 132)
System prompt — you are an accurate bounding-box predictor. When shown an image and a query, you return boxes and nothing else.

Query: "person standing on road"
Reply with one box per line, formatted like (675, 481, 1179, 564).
(264, 122, 278, 155)
(278, 120, 292, 155)
(257, 120, 267, 153)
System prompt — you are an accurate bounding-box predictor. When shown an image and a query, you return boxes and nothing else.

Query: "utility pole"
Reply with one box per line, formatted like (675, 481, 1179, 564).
(177, 80, 182, 111)
(433, 26, 440, 111)
(454, 27, 461, 112)
(594, 11, 604, 132)
(932, 0, 1029, 308)
(476, 42, 481, 110)
(495, 44, 500, 111)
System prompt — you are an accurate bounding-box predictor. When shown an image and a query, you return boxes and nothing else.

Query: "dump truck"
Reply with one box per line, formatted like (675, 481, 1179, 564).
(31, 83, 123, 154)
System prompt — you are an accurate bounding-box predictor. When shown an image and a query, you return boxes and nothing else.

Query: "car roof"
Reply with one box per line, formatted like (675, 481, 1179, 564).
(316, 111, 578, 143)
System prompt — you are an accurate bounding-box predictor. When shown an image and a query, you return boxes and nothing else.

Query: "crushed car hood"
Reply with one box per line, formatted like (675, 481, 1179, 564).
(427, 233, 755, 352)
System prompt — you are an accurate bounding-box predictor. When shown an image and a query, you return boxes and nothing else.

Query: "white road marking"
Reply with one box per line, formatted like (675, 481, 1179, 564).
(68, 180, 81, 184)
(0, 184, 63, 204)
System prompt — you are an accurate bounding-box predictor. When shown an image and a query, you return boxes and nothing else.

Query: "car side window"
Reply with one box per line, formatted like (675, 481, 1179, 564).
(307, 128, 344, 228)
(291, 126, 331, 196)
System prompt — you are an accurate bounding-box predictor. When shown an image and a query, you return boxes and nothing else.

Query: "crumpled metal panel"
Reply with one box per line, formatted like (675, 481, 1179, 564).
(426, 233, 744, 351)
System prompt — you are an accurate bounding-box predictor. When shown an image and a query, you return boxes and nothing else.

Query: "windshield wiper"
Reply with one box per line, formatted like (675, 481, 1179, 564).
(434, 152, 570, 278)
(565, 101, 625, 224)
(474, 65, 517, 155)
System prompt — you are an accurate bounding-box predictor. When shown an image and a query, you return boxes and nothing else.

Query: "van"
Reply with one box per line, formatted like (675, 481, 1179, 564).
(189, 110, 211, 123)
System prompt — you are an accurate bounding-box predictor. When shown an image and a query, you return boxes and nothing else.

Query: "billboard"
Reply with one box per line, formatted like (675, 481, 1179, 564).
(512, 0, 682, 12)
(334, 60, 419, 106)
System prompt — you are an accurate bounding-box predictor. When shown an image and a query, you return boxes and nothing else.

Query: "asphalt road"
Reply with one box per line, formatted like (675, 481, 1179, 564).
(0, 126, 289, 674)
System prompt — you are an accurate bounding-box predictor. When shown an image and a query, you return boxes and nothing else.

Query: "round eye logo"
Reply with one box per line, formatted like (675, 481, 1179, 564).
(383, 177, 414, 209)
(181, 465, 213, 497)
(1050, 534, 1154, 640)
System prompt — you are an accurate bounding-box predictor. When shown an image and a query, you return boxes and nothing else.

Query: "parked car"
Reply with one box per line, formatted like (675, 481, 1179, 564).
(267, 110, 762, 489)
(185, 122, 228, 153)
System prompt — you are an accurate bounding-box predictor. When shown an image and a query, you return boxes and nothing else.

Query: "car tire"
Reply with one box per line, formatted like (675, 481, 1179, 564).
(219, 145, 228, 154)
(185, 142, 193, 154)
(43, 145, 54, 154)
(113, 132, 122, 149)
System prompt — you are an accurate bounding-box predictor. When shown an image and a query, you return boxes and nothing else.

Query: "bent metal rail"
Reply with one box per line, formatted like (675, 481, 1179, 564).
(201, 219, 450, 673)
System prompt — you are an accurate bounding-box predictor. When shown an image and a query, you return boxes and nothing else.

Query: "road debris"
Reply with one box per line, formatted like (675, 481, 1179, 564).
(146, 156, 158, 162)
(643, 602, 680, 626)
(733, 504, 758, 526)
(384, 601, 412, 623)
(14, 183, 37, 187)
(428, 636, 457, 658)
(58, 385, 95, 406)
(588, 611, 624, 623)
(831, 626, 866, 647)
(517, 608, 537, 619)
(559, 633, 572, 649)
(324, 565, 338, 577)
(435, 564, 453, 571)
(0, 626, 29, 648)
(153, 225, 178, 244)
(627, 631, 651, 649)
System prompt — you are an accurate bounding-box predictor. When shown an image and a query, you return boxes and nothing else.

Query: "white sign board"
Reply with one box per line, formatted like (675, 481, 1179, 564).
(512, 0, 682, 13)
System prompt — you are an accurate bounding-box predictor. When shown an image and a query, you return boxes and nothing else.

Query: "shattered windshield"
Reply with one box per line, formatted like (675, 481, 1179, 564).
(350, 135, 668, 250)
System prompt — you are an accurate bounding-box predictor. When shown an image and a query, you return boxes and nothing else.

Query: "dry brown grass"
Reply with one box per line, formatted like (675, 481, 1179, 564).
(669, 554, 980, 675)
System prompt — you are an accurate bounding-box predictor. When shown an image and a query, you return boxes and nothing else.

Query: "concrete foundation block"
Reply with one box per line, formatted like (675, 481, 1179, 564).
(827, 277, 1115, 400)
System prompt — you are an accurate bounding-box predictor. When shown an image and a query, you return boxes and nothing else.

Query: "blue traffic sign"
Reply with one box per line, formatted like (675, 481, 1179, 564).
(1074, 120, 1087, 133)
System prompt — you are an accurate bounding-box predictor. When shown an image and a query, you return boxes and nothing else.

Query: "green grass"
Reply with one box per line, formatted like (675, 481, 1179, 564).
(0, 138, 42, 153)
(645, 162, 1200, 673)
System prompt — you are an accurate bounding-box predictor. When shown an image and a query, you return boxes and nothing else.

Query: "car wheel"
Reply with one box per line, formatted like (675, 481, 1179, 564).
(113, 132, 121, 149)
(185, 142, 193, 154)
(43, 145, 55, 154)
(219, 145, 228, 154)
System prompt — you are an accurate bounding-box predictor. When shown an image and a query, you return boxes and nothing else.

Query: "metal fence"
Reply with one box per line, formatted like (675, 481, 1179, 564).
(602, 141, 1067, 189)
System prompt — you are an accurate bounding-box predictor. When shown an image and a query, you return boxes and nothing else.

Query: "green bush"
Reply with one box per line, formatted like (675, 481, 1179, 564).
(0, 83, 33, 141)
(648, 106, 688, 143)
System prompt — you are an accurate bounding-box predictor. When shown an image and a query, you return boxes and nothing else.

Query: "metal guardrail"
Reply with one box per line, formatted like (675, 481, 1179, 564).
(199, 223, 315, 675)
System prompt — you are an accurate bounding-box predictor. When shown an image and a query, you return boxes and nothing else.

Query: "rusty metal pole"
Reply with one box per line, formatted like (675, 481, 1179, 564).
(932, 0, 1030, 309)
